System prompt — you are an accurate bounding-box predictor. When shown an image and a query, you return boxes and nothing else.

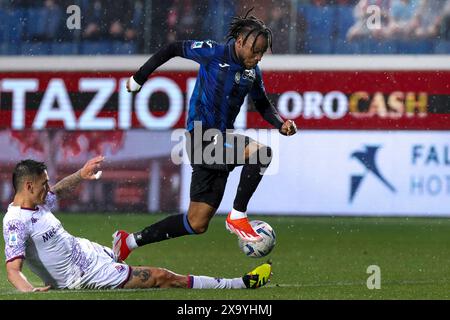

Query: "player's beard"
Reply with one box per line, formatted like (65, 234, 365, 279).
(243, 59, 256, 69)
(235, 50, 251, 69)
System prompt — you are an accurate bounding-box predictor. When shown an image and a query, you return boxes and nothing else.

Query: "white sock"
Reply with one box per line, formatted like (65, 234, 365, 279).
(190, 276, 246, 289)
(126, 233, 138, 250)
(230, 208, 247, 220)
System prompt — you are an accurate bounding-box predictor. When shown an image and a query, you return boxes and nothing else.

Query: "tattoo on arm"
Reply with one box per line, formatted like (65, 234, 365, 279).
(51, 170, 83, 199)
(132, 268, 151, 283)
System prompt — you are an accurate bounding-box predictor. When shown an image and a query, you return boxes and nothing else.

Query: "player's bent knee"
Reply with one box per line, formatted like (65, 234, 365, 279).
(187, 213, 211, 234)
(187, 202, 215, 234)
(189, 221, 209, 234)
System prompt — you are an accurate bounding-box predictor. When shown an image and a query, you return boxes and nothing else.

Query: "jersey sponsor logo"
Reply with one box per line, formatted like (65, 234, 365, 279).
(8, 232, 18, 246)
(242, 69, 256, 82)
(219, 63, 230, 68)
(42, 223, 62, 242)
(42, 227, 57, 242)
(31, 217, 39, 224)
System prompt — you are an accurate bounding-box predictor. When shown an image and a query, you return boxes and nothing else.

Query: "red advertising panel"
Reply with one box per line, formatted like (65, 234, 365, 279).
(0, 70, 449, 130)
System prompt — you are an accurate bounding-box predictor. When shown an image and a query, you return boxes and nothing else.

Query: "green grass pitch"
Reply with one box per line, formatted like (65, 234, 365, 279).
(1, 214, 450, 300)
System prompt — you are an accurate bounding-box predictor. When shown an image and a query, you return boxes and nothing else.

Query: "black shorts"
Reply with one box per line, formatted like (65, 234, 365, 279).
(185, 129, 253, 208)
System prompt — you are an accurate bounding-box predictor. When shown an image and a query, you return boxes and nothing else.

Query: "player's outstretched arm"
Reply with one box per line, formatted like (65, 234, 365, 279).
(126, 41, 184, 92)
(51, 155, 104, 199)
(6, 258, 50, 292)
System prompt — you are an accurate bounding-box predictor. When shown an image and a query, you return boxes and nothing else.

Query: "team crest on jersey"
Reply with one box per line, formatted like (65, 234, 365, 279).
(235, 72, 241, 84)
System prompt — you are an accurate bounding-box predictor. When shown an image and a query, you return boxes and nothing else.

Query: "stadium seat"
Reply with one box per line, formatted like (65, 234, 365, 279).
(51, 42, 79, 55)
(301, 5, 336, 37)
(0, 43, 19, 55)
(0, 9, 6, 43)
(396, 40, 434, 54)
(434, 40, 450, 54)
(335, 5, 355, 40)
(20, 42, 51, 56)
(334, 39, 358, 54)
(24, 8, 47, 40)
(301, 5, 337, 54)
(202, 0, 236, 42)
(7, 9, 27, 45)
(81, 41, 112, 55)
(111, 41, 137, 55)
(369, 39, 397, 54)
(0, 43, 8, 55)
(305, 38, 333, 54)
(350, 38, 396, 54)
(414, 40, 434, 54)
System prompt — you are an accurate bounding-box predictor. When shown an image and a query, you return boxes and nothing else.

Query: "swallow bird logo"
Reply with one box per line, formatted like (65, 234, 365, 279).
(350, 145, 396, 202)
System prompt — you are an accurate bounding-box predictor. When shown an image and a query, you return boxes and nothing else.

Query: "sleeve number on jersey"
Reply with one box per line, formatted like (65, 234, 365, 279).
(191, 41, 213, 49)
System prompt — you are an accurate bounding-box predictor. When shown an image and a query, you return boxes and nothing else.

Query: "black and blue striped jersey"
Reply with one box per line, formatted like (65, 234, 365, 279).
(182, 40, 267, 132)
(133, 40, 284, 133)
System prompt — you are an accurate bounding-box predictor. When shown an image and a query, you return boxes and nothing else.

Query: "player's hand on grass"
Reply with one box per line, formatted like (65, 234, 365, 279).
(126, 76, 142, 92)
(80, 155, 105, 180)
(32, 285, 51, 292)
(280, 120, 297, 136)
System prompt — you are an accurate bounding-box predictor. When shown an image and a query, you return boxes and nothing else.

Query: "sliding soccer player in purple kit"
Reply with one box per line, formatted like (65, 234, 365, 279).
(113, 9, 297, 262)
(3, 158, 271, 291)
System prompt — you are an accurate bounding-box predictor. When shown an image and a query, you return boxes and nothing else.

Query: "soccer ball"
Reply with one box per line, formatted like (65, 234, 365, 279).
(238, 220, 276, 258)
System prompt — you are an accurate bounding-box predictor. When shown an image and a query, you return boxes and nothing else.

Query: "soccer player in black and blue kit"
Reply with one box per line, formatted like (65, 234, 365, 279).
(113, 9, 297, 262)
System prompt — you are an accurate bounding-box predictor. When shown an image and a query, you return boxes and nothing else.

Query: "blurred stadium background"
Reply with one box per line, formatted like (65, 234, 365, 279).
(1, 0, 450, 299)
(0, 0, 449, 55)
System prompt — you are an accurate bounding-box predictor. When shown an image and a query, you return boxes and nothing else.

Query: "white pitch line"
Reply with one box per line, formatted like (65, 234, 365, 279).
(268, 279, 450, 288)
(1, 279, 449, 296)
(0, 288, 166, 295)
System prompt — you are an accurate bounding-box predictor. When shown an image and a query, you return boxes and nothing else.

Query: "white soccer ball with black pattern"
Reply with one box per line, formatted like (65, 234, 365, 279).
(238, 220, 276, 258)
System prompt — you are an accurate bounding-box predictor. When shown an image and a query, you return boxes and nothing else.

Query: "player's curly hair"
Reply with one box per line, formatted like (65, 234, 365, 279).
(226, 7, 273, 53)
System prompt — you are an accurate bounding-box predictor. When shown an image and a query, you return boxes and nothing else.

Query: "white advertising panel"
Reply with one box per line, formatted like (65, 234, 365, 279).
(180, 130, 450, 216)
